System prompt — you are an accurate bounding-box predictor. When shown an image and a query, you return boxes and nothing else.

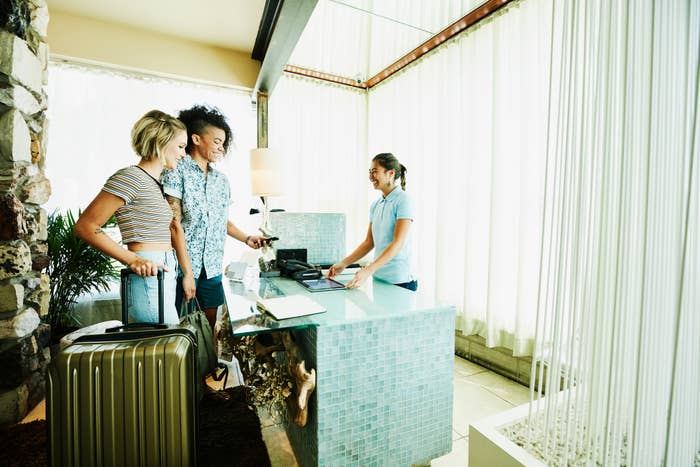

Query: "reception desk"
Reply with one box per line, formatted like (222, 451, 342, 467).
(224, 276, 455, 467)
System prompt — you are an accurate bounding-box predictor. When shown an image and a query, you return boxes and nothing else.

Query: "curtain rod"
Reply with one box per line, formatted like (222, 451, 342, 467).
(284, 65, 367, 89)
(366, 0, 514, 88)
(50, 54, 254, 94)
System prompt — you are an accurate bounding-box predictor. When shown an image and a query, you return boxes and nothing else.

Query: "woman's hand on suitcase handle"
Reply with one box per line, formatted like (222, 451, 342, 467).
(182, 273, 196, 301)
(128, 257, 168, 277)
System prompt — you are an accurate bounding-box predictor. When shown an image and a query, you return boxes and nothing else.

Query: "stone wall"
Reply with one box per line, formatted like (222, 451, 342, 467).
(0, 0, 51, 425)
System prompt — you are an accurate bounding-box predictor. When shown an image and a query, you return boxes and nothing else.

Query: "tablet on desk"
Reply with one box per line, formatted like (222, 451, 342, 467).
(298, 277, 346, 292)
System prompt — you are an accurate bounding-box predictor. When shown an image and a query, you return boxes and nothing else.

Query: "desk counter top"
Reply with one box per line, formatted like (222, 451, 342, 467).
(223, 275, 451, 336)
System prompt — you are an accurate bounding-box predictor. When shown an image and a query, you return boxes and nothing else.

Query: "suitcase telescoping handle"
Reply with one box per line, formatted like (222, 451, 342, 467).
(108, 268, 167, 333)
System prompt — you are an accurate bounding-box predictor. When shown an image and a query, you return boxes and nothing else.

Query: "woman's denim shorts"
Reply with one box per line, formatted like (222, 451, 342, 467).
(126, 250, 179, 324)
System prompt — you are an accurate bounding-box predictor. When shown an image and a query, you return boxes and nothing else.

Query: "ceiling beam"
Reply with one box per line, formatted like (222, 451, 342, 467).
(252, 0, 283, 61)
(253, 0, 318, 96)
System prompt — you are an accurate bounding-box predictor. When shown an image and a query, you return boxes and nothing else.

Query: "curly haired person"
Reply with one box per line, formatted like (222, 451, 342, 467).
(162, 104, 268, 330)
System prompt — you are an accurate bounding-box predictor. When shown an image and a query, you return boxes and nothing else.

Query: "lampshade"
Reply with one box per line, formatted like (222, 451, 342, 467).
(250, 148, 283, 196)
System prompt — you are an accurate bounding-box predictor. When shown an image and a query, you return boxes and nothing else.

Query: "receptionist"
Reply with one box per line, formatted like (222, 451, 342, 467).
(326, 153, 417, 291)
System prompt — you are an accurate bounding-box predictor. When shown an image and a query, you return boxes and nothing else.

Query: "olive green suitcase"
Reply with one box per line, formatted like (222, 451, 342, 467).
(47, 270, 198, 466)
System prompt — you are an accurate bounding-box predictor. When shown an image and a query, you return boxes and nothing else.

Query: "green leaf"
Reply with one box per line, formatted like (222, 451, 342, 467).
(45, 209, 121, 328)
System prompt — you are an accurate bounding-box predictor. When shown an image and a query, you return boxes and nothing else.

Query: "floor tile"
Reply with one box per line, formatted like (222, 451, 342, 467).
(257, 406, 286, 429)
(262, 425, 298, 467)
(454, 356, 487, 378)
(463, 369, 531, 406)
(452, 375, 514, 437)
(21, 399, 45, 423)
(431, 436, 469, 466)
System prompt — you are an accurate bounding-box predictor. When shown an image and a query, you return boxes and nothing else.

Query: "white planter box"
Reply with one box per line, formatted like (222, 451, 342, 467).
(469, 401, 545, 467)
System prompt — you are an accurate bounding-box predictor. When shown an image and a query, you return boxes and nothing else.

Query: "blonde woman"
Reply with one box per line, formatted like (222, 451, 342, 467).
(75, 110, 195, 324)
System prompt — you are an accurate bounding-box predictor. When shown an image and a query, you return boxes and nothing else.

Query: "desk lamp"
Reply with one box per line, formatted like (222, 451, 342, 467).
(250, 148, 283, 237)
(250, 148, 283, 272)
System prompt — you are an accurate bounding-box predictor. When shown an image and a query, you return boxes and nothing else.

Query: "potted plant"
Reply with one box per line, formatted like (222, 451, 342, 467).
(45, 210, 120, 343)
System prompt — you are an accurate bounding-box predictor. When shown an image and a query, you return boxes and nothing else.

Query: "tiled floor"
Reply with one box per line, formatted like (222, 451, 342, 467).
(22, 356, 529, 466)
(431, 356, 530, 466)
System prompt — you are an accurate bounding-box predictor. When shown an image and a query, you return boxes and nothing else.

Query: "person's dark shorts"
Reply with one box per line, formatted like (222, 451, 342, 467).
(395, 280, 418, 291)
(176, 267, 225, 314)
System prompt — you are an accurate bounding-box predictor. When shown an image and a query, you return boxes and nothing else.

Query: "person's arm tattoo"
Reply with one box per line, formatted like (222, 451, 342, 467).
(93, 227, 104, 235)
(166, 195, 183, 222)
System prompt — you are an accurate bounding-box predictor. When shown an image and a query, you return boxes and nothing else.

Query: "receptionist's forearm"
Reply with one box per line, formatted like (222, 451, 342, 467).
(341, 239, 374, 267)
(338, 224, 375, 266)
(365, 241, 402, 274)
(365, 219, 412, 274)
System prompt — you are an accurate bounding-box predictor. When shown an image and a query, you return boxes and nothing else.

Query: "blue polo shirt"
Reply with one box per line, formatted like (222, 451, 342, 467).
(369, 186, 414, 284)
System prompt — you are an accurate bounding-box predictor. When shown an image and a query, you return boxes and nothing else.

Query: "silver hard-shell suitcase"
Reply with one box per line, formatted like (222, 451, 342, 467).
(47, 269, 199, 466)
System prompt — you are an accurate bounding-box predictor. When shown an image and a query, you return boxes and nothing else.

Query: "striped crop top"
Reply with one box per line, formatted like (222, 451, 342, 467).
(102, 166, 173, 244)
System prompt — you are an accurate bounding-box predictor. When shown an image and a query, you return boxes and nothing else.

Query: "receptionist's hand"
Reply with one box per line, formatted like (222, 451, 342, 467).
(326, 262, 346, 278)
(346, 267, 371, 289)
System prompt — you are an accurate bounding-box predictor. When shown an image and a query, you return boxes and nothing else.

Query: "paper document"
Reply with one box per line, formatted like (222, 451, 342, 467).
(256, 295, 326, 320)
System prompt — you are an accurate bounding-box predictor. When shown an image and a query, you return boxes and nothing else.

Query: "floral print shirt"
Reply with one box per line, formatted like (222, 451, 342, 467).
(162, 155, 231, 279)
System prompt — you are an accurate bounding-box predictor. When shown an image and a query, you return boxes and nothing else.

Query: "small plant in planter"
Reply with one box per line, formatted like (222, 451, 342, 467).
(45, 210, 120, 340)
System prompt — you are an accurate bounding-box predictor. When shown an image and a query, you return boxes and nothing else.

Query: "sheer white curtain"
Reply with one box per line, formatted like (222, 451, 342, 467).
(268, 74, 369, 247)
(46, 61, 258, 264)
(273, 1, 551, 355)
(290, 0, 488, 80)
(529, 0, 700, 465)
(368, 0, 552, 355)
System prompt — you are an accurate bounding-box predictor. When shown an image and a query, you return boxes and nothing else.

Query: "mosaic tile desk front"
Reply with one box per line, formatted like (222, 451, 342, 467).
(225, 277, 455, 466)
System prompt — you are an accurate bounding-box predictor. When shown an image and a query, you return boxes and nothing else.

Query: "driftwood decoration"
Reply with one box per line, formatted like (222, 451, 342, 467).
(280, 332, 316, 427)
(217, 309, 316, 427)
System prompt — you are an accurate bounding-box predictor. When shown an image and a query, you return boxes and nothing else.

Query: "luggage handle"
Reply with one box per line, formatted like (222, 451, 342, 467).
(106, 322, 169, 333)
(119, 268, 165, 325)
(86, 326, 191, 342)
